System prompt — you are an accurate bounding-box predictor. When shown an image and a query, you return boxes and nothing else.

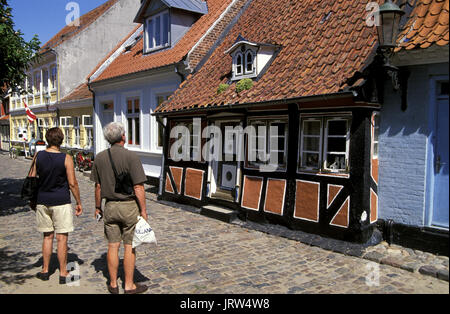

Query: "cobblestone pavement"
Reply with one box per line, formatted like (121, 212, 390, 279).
(0, 153, 448, 294)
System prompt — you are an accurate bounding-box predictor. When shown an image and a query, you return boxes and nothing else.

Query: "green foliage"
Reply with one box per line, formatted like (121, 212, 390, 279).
(235, 78, 253, 93)
(217, 83, 229, 94)
(0, 0, 41, 99)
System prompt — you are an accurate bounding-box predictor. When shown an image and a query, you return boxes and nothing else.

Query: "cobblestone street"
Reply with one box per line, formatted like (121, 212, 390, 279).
(0, 153, 448, 294)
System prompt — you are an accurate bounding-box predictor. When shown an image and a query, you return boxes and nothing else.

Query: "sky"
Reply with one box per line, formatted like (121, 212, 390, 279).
(9, 0, 109, 47)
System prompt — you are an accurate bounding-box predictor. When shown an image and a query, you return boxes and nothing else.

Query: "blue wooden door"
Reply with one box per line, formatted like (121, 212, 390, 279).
(432, 81, 449, 228)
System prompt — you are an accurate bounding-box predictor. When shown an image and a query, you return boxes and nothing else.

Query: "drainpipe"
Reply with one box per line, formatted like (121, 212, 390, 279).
(87, 78, 96, 156)
(156, 116, 167, 197)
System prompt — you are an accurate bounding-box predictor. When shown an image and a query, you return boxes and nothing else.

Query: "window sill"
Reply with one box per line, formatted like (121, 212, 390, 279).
(144, 44, 171, 55)
(298, 169, 350, 178)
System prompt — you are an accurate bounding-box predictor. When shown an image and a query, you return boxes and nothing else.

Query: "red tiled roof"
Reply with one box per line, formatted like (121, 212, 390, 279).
(60, 83, 92, 103)
(156, 0, 380, 113)
(92, 0, 234, 82)
(40, 0, 118, 53)
(396, 0, 449, 51)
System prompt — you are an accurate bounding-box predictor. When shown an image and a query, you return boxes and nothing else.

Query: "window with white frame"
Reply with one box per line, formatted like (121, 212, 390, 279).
(73, 117, 80, 147)
(34, 71, 41, 94)
(299, 115, 351, 173)
(50, 66, 57, 90)
(126, 98, 140, 147)
(37, 118, 45, 140)
(42, 69, 49, 93)
(247, 118, 288, 170)
(60, 117, 71, 146)
(145, 11, 170, 53)
(169, 120, 200, 161)
(82, 115, 93, 149)
(231, 45, 257, 80)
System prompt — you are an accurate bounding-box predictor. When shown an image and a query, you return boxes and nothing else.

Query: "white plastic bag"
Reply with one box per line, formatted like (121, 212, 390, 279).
(132, 216, 157, 249)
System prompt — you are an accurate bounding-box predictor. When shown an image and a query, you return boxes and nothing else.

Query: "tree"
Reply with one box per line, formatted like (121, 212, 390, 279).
(0, 0, 41, 100)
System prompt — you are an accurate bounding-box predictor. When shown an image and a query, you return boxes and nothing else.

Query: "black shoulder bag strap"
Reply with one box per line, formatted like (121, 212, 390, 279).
(107, 148, 119, 180)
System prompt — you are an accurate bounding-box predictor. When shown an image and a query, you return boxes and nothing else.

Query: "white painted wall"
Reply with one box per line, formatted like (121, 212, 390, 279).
(93, 70, 181, 178)
(57, 0, 141, 99)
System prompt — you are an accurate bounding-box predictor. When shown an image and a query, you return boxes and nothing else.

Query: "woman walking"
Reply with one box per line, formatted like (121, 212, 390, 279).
(30, 127, 83, 284)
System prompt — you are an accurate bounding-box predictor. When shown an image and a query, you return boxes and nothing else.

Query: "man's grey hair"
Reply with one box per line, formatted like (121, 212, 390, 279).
(103, 122, 125, 145)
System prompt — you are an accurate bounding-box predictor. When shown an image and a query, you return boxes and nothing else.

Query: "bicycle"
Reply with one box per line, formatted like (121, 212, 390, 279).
(9, 146, 18, 159)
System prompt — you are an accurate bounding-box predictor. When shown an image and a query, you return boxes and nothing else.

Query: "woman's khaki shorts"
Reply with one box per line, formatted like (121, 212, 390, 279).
(104, 200, 139, 245)
(36, 204, 74, 234)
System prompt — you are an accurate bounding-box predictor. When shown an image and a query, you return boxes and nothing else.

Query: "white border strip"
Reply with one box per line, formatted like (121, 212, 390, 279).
(370, 188, 378, 224)
(330, 196, 350, 228)
(327, 184, 344, 209)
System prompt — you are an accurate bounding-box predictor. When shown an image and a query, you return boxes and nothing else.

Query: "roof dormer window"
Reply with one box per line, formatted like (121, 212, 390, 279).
(226, 36, 279, 81)
(145, 10, 170, 53)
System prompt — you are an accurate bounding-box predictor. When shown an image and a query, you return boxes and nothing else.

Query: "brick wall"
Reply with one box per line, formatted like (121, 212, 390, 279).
(187, 0, 250, 71)
(378, 63, 448, 226)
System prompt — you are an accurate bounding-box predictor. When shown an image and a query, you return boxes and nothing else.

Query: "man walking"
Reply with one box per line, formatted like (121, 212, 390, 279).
(90, 122, 148, 294)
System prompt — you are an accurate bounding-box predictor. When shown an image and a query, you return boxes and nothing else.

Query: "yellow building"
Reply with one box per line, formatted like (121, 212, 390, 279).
(8, 0, 140, 154)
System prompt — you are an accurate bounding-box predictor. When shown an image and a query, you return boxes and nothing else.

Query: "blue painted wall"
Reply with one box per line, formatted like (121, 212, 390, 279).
(378, 62, 449, 226)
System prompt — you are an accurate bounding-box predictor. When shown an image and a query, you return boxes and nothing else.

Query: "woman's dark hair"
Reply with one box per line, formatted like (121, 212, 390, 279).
(45, 127, 64, 148)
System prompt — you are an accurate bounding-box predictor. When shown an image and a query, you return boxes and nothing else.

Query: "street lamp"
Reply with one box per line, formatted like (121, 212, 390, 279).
(374, 0, 406, 95)
(375, 0, 405, 69)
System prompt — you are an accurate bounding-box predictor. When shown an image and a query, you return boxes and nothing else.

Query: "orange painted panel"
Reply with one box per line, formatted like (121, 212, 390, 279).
(165, 173, 174, 194)
(184, 168, 204, 200)
(294, 180, 320, 222)
(330, 197, 349, 228)
(370, 189, 378, 223)
(371, 158, 379, 184)
(327, 184, 343, 208)
(242, 176, 263, 211)
(170, 166, 183, 194)
(264, 179, 286, 215)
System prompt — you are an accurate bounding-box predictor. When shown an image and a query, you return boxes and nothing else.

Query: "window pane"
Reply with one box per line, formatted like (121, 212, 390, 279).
(236, 55, 243, 74)
(134, 99, 140, 112)
(148, 19, 154, 49)
(135, 118, 140, 145)
(326, 154, 346, 170)
(328, 120, 347, 136)
(127, 100, 133, 114)
(128, 118, 133, 145)
(155, 16, 161, 47)
(246, 52, 253, 72)
(327, 137, 346, 152)
(158, 123, 164, 148)
(304, 120, 321, 135)
(302, 152, 319, 168)
(163, 13, 169, 45)
(304, 136, 320, 151)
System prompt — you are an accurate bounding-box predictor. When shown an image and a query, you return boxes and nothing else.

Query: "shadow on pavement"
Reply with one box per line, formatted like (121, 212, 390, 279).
(0, 178, 30, 217)
(91, 253, 149, 287)
(33, 252, 85, 277)
(0, 247, 40, 285)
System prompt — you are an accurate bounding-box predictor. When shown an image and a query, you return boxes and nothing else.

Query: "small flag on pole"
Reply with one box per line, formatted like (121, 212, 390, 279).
(23, 100, 37, 123)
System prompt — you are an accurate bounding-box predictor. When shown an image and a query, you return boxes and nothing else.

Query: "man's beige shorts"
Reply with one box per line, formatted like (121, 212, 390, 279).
(36, 204, 74, 234)
(104, 200, 139, 245)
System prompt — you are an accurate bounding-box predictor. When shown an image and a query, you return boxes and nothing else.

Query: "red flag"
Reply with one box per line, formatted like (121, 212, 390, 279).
(23, 100, 37, 123)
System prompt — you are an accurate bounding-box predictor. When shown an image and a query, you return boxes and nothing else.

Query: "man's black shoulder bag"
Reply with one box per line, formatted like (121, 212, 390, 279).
(107, 149, 134, 195)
